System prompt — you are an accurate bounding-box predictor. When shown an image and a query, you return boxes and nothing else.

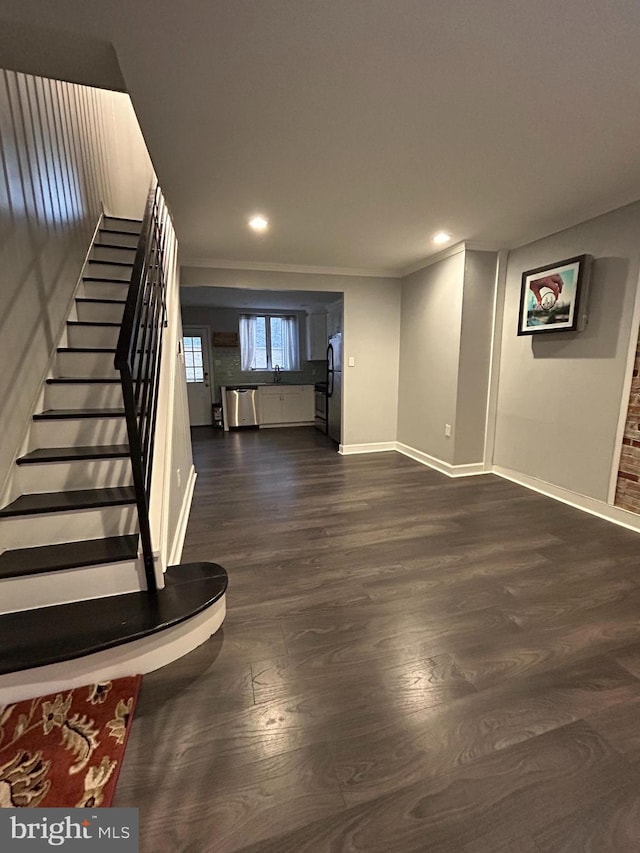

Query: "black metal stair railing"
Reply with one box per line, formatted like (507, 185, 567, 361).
(115, 183, 169, 593)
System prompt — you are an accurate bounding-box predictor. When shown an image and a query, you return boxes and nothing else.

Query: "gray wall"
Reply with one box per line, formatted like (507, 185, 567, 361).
(397, 248, 497, 467)
(455, 250, 497, 465)
(181, 266, 402, 447)
(0, 70, 153, 496)
(493, 201, 640, 500)
(397, 251, 465, 464)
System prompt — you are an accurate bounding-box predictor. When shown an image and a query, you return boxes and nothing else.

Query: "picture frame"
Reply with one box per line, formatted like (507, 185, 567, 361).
(517, 254, 591, 336)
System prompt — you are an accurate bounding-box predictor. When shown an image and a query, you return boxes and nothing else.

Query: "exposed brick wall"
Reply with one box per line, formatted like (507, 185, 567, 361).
(615, 342, 640, 512)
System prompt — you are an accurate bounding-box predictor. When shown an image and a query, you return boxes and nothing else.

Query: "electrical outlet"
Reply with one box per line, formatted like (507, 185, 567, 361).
(348, 356, 355, 367)
(177, 468, 182, 488)
(445, 424, 452, 437)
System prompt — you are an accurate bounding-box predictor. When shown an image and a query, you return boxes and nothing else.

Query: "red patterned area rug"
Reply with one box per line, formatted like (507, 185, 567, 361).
(0, 675, 141, 808)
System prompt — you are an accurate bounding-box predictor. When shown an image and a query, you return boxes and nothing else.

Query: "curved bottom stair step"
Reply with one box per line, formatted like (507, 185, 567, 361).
(0, 562, 228, 675)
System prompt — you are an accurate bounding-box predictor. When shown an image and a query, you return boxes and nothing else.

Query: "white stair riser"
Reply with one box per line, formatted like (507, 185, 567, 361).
(0, 558, 146, 614)
(99, 229, 139, 248)
(0, 504, 138, 550)
(30, 417, 128, 448)
(45, 382, 123, 410)
(56, 350, 118, 378)
(76, 301, 125, 324)
(86, 262, 132, 281)
(16, 458, 133, 493)
(103, 217, 141, 235)
(81, 281, 129, 301)
(68, 324, 120, 349)
(91, 246, 136, 265)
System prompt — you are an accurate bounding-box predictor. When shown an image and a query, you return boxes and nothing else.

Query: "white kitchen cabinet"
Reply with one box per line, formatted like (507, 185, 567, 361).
(258, 391, 283, 425)
(283, 387, 314, 422)
(258, 385, 314, 426)
(306, 311, 327, 361)
(326, 300, 343, 337)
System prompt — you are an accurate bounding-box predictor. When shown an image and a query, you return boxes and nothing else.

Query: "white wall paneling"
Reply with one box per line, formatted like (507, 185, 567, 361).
(0, 70, 153, 500)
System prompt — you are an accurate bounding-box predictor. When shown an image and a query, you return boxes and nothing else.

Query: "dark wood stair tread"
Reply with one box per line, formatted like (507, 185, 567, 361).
(100, 226, 140, 233)
(46, 377, 120, 384)
(17, 445, 130, 464)
(57, 346, 117, 353)
(0, 562, 227, 674)
(75, 297, 127, 305)
(0, 535, 139, 579)
(82, 277, 131, 284)
(0, 486, 136, 517)
(67, 320, 121, 328)
(93, 243, 136, 251)
(33, 408, 125, 420)
(87, 260, 134, 268)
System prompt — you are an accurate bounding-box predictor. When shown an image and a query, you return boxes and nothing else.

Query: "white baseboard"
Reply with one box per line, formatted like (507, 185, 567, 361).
(0, 595, 226, 705)
(395, 442, 487, 478)
(337, 443, 640, 538)
(168, 465, 197, 566)
(260, 421, 315, 429)
(493, 465, 640, 534)
(339, 442, 396, 455)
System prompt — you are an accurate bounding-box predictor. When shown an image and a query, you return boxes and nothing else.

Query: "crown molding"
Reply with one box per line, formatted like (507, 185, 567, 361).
(181, 242, 503, 281)
(180, 257, 403, 279)
(400, 242, 466, 277)
(400, 241, 502, 278)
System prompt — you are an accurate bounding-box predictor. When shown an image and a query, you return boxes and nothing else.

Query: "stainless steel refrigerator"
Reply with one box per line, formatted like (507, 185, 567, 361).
(327, 332, 342, 443)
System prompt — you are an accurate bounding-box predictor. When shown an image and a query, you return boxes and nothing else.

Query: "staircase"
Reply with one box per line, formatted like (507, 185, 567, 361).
(0, 217, 144, 612)
(0, 203, 227, 699)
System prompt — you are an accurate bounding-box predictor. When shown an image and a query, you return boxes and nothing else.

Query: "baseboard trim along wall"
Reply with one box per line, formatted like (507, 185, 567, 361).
(168, 465, 197, 566)
(493, 465, 640, 534)
(395, 442, 487, 478)
(337, 441, 640, 532)
(339, 442, 397, 455)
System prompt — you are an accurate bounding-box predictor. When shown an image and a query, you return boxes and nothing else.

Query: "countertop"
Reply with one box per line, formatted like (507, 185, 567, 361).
(221, 383, 315, 388)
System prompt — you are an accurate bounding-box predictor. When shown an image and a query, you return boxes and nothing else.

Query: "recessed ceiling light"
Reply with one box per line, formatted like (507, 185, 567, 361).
(248, 214, 269, 233)
(432, 231, 451, 245)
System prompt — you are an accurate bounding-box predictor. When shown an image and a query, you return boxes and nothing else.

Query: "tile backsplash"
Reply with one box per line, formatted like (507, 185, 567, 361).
(212, 348, 326, 402)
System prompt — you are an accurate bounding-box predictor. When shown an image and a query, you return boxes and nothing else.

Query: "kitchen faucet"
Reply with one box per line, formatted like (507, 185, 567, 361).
(273, 364, 282, 383)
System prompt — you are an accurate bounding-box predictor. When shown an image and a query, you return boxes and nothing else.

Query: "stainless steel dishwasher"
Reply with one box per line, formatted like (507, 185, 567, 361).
(225, 386, 259, 428)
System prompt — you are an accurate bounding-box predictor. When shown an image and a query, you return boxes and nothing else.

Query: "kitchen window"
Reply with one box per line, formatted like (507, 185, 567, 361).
(183, 335, 205, 382)
(239, 314, 300, 371)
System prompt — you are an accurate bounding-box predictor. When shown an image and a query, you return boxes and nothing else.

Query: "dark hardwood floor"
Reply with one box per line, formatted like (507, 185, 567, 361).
(114, 426, 640, 852)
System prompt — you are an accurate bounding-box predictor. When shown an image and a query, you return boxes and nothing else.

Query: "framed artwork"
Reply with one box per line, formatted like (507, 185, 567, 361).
(517, 254, 591, 335)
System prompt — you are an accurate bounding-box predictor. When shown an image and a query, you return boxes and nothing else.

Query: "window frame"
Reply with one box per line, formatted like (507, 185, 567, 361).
(241, 313, 299, 371)
(183, 334, 205, 383)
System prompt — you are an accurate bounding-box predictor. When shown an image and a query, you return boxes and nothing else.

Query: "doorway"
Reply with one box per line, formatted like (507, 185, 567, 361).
(183, 326, 213, 426)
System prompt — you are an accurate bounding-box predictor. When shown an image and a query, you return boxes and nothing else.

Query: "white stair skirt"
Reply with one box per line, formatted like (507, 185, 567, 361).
(76, 301, 126, 324)
(55, 350, 119, 378)
(29, 417, 128, 448)
(16, 458, 133, 493)
(67, 324, 120, 349)
(0, 504, 138, 550)
(0, 556, 147, 614)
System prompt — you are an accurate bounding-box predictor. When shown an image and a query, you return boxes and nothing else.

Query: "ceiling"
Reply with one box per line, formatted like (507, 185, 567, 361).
(1, 1, 640, 274)
(181, 286, 341, 312)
